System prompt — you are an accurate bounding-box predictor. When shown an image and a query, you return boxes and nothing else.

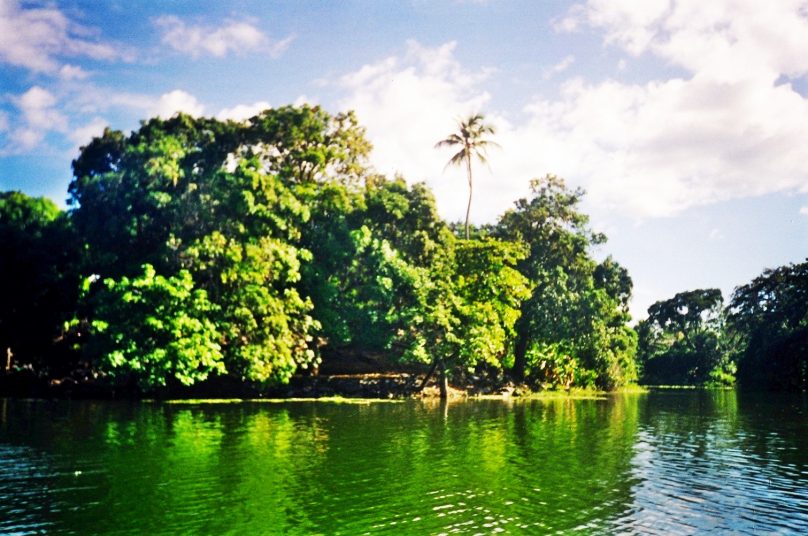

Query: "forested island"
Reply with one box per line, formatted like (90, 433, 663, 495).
(1, 105, 806, 398)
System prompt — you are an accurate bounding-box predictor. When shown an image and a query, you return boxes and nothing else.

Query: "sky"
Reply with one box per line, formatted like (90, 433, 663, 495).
(1, 0, 807, 320)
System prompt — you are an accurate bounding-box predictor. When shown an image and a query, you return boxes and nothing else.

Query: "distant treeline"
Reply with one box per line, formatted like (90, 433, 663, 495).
(0, 106, 804, 394)
(637, 261, 807, 390)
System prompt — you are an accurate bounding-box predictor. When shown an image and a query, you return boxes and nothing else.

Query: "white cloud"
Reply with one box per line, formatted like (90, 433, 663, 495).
(268, 35, 295, 58)
(543, 55, 575, 79)
(56, 82, 206, 122)
(337, 40, 497, 222)
(17, 86, 65, 129)
(217, 101, 272, 122)
(67, 85, 156, 115)
(560, 0, 808, 83)
(520, 75, 808, 217)
(69, 117, 108, 150)
(292, 95, 314, 107)
(335, 1, 808, 223)
(545, 0, 808, 216)
(3, 86, 68, 153)
(0, 0, 123, 74)
(155, 16, 292, 58)
(800, 206, 808, 216)
(150, 90, 205, 118)
(1, 84, 204, 155)
(59, 64, 90, 80)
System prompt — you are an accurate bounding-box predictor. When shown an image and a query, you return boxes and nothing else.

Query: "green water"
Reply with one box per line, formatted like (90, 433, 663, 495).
(1, 391, 807, 535)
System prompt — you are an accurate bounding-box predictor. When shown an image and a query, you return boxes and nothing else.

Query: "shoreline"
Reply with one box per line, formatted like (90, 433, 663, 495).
(0, 368, 651, 401)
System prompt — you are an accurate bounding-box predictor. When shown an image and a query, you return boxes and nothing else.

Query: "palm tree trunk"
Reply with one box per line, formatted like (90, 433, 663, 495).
(438, 358, 448, 399)
(512, 312, 530, 381)
(465, 156, 473, 240)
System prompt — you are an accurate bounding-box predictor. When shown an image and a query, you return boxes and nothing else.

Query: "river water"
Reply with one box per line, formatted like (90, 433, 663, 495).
(1, 391, 806, 535)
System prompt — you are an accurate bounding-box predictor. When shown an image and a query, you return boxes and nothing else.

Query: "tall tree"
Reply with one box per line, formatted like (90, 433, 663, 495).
(68, 108, 370, 389)
(0, 192, 79, 375)
(435, 114, 499, 239)
(637, 288, 733, 385)
(729, 259, 808, 390)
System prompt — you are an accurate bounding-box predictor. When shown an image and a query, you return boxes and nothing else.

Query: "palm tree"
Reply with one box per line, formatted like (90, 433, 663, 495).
(435, 113, 499, 239)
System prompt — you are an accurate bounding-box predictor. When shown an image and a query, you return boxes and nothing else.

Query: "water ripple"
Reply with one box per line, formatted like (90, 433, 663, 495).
(0, 394, 806, 534)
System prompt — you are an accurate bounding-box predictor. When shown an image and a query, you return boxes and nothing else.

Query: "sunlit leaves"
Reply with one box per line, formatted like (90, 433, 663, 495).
(86, 264, 224, 388)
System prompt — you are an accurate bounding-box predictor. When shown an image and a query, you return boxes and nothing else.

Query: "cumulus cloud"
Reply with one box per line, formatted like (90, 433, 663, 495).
(150, 90, 205, 118)
(801, 206, 808, 216)
(155, 16, 293, 58)
(69, 117, 108, 150)
(546, 0, 808, 216)
(559, 0, 808, 82)
(337, 40, 498, 222)
(1, 84, 206, 154)
(2, 86, 68, 153)
(337, 1, 808, 223)
(66, 85, 156, 116)
(217, 101, 272, 122)
(59, 64, 90, 80)
(0, 0, 123, 74)
(17, 86, 65, 129)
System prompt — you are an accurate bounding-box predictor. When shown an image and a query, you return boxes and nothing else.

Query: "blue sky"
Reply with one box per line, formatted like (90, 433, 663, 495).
(1, 0, 807, 319)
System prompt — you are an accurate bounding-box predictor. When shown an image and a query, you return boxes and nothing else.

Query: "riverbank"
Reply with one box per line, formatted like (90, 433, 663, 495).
(0, 369, 642, 400)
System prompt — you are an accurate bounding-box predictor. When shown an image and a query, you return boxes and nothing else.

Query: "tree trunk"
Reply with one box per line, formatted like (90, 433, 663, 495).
(512, 320, 529, 381)
(465, 156, 473, 240)
(416, 359, 440, 392)
(438, 359, 448, 399)
(5, 348, 11, 373)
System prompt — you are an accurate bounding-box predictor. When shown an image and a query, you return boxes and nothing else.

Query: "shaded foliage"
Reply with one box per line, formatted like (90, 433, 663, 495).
(637, 289, 735, 386)
(729, 259, 808, 390)
(0, 192, 79, 375)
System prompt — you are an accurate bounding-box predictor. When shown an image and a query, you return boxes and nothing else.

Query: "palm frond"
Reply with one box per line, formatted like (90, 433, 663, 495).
(436, 113, 499, 171)
(434, 134, 464, 149)
(444, 149, 468, 171)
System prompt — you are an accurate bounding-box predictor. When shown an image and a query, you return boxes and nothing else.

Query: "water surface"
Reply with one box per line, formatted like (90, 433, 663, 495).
(1, 391, 806, 534)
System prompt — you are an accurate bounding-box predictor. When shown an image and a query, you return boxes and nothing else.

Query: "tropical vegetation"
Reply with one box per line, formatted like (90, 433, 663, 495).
(0, 106, 804, 396)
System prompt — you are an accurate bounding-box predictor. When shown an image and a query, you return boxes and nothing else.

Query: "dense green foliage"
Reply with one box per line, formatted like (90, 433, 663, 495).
(1, 105, 801, 394)
(638, 260, 807, 390)
(495, 175, 637, 389)
(637, 289, 735, 386)
(0, 192, 78, 375)
(84, 264, 223, 389)
(728, 260, 808, 390)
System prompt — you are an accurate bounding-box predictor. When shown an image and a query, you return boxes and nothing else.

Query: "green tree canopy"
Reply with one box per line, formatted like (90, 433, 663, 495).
(638, 288, 734, 386)
(729, 259, 808, 390)
(4, 105, 647, 396)
(67, 107, 368, 388)
(85, 264, 224, 390)
(0, 192, 78, 374)
(495, 175, 635, 389)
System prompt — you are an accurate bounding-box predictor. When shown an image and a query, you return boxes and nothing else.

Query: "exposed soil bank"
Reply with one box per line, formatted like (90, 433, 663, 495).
(0, 369, 535, 400)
